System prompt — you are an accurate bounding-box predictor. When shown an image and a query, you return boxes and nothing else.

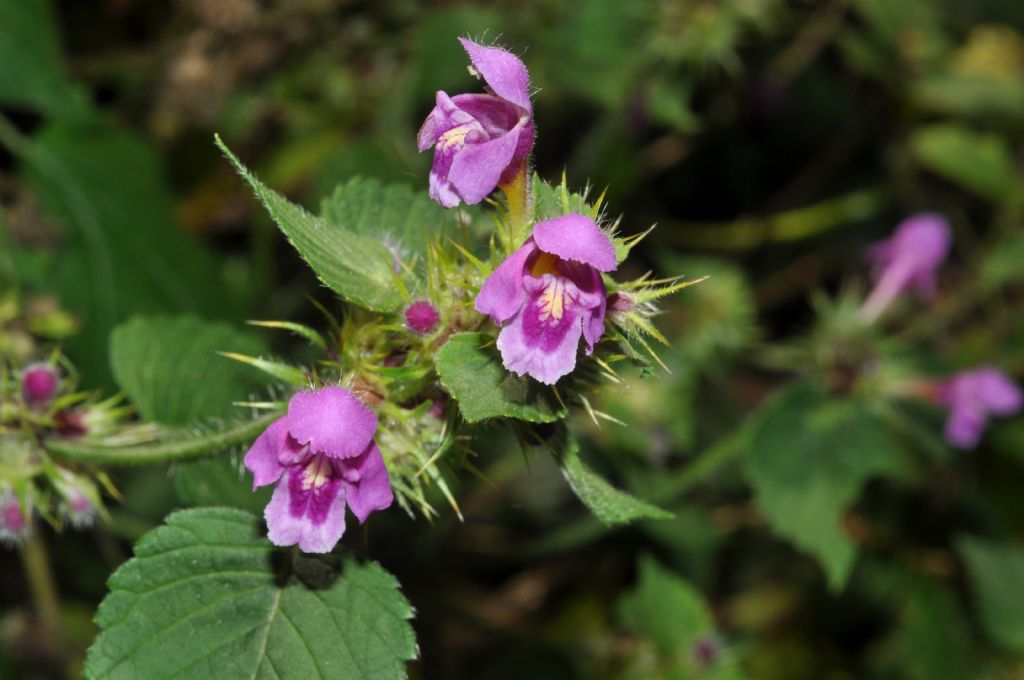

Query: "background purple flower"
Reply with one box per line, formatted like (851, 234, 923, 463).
(417, 38, 534, 208)
(243, 387, 393, 553)
(475, 214, 617, 384)
(0, 488, 30, 545)
(860, 213, 951, 322)
(937, 367, 1022, 449)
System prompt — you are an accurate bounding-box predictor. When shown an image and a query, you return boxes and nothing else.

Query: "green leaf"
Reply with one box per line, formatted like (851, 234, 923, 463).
(434, 332, 567, 424)
(744, 384, 905, 590)
(319, 177, 454, 260)
(958, 536, 1024, 653)
(0, 0, 89, 118)
(909, 125, 1019, 203)
(109, 315, 276, 505)
(618, 555, 715, 658)
(558, 439, 672, 525)
(216, 136, 405, 312)
(110, 315, 272, 426)
(86, 507, 416, 679)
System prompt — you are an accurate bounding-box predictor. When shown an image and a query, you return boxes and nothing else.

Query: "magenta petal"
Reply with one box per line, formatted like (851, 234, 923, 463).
(448, 126, 523, 205)
(976, 369, 1023, 414)
(458, 38, 531, 113)
(287, 387, 377, 458)
(578, 270, 608, 353)
(338, 442, 394, 524)
(265, 462, 347, 553)
(243, 417, 288, 489)
(496, 277, 585, 384)
(475, 239, 537, 324)
(533, 214, 617, 272)
(945, 403, 986, 449)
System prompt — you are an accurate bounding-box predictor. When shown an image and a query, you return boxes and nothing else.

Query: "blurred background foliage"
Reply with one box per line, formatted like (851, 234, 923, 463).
(3, 0, 1024, 678)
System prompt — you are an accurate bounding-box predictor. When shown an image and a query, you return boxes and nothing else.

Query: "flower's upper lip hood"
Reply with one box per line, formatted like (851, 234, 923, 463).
(533, 214, 617, 273)
(458, 38, 532, 114)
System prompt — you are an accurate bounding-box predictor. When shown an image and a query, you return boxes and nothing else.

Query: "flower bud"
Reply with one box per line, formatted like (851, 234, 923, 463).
(691, 635, 721, 668)
(608, 291, 635, 314)
(405, 300, 440, 335)
(0, 488, 31, 545)
(21, 362, 59, 406)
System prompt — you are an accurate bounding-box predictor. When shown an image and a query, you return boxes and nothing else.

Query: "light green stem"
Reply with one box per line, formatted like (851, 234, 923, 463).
(20, 532, 62, 645)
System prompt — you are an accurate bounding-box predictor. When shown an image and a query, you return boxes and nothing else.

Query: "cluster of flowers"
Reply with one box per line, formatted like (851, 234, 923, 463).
(862, 214, 1021, 448)
(1, 362, 104, 544)
(243, 38, 628, 553)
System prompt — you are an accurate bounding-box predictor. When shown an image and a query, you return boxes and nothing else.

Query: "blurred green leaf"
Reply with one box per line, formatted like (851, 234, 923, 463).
(217, 137, 405, 312)
(619, 556, 714, 658)
(744, 383, 905, 590)
(435, 332, 567, 423)
(86, 507, 416, 679)
(958, 535, 1024, 653)
(909, 125, 1019, 203)
(558, 439, 672, 525)
(21, 122, 233, 386)
(0, 0, 88, 118)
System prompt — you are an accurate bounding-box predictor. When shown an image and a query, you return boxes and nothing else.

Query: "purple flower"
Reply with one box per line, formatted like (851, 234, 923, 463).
(22, 362, 59, 406)
(860, 213, 951, 322)
(936, 368, 1022, 449)
(475, 214, 617, 384)
(417, 38, 533, 208)
(243, 387, 393, 553)
(405, 299, 440, 335)
(0, 488, 30, 545)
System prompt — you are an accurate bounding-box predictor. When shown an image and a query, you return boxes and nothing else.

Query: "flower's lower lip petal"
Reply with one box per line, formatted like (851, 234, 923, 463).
(265, 463, 348, 554)
(496, 282, 585, 385)
(339, 442, 394, 524)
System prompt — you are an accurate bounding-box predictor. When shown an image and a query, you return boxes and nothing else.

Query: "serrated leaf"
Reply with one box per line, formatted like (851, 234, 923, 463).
(744, 383, 906, 591)
(217, 136, 405, 312)
(558, 439, 672, 525)
(319, 177, 454, 260)
(909, 125, 1019, 203)
(86, 507, 416, 679)
(957, 535, 1024, 653)
(434, 332, 567, 423)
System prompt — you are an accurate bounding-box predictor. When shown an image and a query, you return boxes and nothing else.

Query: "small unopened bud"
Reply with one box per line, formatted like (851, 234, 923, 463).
(691, 635, 721, 668)
(21, 363, 59, 406)
(405, 300, 440, 335)
(64, 489, 97, 529)
(608, 291, 635, 313)
(0, 489, 31, 545)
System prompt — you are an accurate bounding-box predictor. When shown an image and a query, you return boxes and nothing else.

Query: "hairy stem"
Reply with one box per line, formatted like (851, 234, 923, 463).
(20, 532, 63, 648)
(42, 412, 281, 466)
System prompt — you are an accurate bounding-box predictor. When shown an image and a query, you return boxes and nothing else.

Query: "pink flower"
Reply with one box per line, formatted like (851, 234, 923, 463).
(21, 363, 59, 406)
(243, 387, 393, 553)
(475, 214, 617, 384)
(417, 39, 533, 208)
(0, 488, 31, 545)
(860, 214, 951, 322)
(936, 368, 1022, 449)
